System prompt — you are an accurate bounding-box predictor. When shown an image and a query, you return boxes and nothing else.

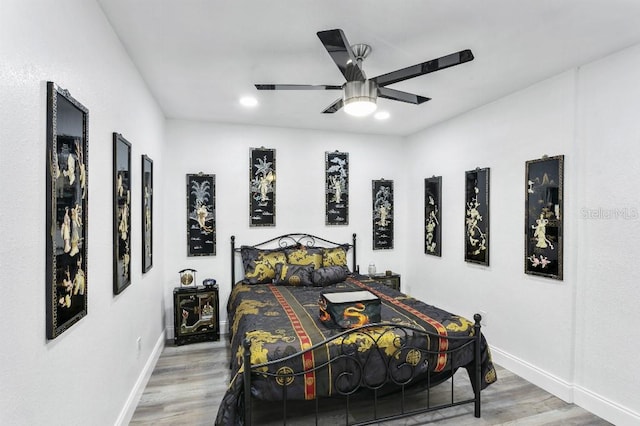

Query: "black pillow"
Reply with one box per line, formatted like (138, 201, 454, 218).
(312, 265, 350, 287)
(239, 246, 287, 284)
(274, 263, 314, 286)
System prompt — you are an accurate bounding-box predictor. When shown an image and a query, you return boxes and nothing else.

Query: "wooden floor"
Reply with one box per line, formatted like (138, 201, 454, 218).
(130, 340, 611, 426)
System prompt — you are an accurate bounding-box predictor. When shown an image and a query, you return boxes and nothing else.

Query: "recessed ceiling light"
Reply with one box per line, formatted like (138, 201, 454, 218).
(374, 111, 390, 120)
(239, 96, 258, 107)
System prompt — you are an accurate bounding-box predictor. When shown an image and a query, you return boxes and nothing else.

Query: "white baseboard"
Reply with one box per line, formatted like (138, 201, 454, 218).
(574, 384, 640, 426)
(490, 346, 574, 402)
(115, 330, 166, 426)
(491, 346, 640, 425)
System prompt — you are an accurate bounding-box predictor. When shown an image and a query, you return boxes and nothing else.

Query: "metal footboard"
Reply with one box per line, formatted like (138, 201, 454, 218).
(241, 314, 483, 425)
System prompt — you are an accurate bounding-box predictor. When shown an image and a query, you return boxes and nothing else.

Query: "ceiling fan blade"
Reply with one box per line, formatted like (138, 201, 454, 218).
(373, 49, 474, 87)
(255, 84, 342, 90)
(322, 98, 344, 114)
(378, 87, 430, 104)
(317, 29, 366, 82)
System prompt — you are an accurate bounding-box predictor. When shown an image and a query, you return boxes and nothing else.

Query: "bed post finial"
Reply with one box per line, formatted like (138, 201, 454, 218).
(474, 313, 482, 325)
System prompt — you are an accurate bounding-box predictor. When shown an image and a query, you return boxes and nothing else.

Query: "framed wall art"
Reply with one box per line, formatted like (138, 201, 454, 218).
(46, 81, 89, 339)
(525, 155, 564, 280)
(141, 155, 153, 273)
(424, 176, 442, 256)
(187, 173, 216, 256)
(465, 167, 490, 265)
(372, 179, 394, 250)
(249, 147, 276, 226)
(113, 133, 132, 294)
(325, 151, 349, 225)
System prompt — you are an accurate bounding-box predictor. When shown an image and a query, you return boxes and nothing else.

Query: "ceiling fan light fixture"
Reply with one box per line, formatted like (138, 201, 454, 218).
(344, 99, 377, 117)
(343, 80, 377, 117)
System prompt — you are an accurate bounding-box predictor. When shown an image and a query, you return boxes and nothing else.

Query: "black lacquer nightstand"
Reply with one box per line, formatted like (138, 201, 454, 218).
(372, 272, 401, 291)
(173, 285, 220, 346)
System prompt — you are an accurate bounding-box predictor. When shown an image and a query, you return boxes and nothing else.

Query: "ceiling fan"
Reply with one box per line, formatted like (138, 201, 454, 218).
(255, 29, 474, 117)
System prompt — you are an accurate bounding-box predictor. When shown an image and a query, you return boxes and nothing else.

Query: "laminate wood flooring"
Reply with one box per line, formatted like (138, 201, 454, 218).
(130, 340, 611, 426)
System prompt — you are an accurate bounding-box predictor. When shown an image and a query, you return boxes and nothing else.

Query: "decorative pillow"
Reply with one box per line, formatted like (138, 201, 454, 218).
(285, 245, 323, 269)
(312, 265, 350, 287)
(273, 263, 314, 286)
(240, 246, 287, 284)
(322, 245, 350, 269)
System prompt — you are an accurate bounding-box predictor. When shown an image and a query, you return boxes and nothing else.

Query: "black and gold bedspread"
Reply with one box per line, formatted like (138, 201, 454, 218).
(215, 274, 496, 425)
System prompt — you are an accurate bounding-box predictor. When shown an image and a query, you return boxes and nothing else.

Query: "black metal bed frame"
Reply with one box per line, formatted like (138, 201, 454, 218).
(242, 319, 482, 426)
(229, 233, 483, 425)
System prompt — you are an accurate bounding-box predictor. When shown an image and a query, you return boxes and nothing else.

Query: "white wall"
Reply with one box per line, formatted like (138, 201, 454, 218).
(573, 44, 640, 425)
(0, 1, 166, 425)
(406, 48, 640, 424)
(406, 70, 578, 388)
(164, 120, 407, 335)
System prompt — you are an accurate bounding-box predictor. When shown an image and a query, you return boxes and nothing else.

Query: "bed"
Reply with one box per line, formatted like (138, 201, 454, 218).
(215, 233, 496, 425)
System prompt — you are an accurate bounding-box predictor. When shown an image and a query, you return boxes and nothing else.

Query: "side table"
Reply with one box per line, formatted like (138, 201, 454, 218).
(173, 285, 220, 345)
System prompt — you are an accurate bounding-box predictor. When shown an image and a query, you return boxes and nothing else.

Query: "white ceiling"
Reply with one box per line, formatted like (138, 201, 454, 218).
(97, 0, 640, 136)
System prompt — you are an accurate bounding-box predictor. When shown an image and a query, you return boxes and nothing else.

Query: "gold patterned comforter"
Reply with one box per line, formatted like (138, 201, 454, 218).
(215, 274, 496, 425)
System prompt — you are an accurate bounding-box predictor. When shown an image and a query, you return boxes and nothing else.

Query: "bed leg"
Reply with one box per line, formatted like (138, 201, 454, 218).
(473, 313, 482, 418)
(243, 338, 252, 426)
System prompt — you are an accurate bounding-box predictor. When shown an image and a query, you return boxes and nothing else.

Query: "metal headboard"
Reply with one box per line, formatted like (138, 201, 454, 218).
(231, 233, 357, 285)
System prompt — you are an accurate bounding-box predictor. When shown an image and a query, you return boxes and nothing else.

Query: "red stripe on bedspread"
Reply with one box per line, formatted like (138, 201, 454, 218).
(269, 285, 316, 400)
(348, 277, 449, 372)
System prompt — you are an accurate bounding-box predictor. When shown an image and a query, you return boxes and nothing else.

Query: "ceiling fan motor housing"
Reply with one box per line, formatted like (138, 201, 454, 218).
(343, 80, 378, 116)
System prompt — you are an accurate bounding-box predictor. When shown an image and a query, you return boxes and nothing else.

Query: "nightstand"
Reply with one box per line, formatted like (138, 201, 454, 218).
(173, 285, 220, 346)
(373, 272, 401, 291)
